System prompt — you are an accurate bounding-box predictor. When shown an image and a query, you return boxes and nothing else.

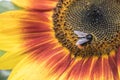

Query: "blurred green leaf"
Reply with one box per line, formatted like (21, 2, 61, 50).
(0, 1, 20, 13)
(0, 70, 11, 80)
(0, 50, 6, 57)
(0, 50, 10, 80)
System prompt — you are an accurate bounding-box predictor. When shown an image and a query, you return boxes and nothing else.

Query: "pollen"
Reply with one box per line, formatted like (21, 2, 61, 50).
(53, 0, 120, 58)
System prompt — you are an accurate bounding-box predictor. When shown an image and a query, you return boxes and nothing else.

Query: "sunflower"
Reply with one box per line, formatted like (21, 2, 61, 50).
(0, 0, 120, 80)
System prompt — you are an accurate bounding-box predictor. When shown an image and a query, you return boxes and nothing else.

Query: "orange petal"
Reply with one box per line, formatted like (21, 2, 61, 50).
(12, 0, 58, 10)
(75, 57, 98, 80)
(91, 56, 114, 80)
(58, 57, 98, 80)
(0, 10, 54, 69)
(8, 43, 71, 80)
(117, 48, 120, 78)
(109, 50, 119, 80)
(8, 50, 120, 80)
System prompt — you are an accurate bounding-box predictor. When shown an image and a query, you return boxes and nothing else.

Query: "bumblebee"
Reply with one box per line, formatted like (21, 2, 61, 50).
(74, 31, 93, 48)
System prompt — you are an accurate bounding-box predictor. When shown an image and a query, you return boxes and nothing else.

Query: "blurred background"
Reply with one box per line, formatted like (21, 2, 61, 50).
(0, 51, 10, 80)
(0, 0, 20, 79)
(0, 70, 11, 80)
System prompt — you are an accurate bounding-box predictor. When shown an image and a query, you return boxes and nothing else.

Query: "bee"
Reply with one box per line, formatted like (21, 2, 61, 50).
(74, 31, 93, 49)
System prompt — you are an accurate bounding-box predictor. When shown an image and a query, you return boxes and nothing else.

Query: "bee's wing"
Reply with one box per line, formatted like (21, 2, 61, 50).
(76, 38, 89, 45)
(74, 31, 88, 37)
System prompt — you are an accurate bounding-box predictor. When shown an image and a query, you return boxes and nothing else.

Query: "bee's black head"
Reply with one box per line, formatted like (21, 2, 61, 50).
(86, 34, 93, 41)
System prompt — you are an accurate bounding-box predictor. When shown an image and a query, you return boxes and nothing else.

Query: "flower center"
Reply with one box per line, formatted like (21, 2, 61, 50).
(53, 0, 120, 58)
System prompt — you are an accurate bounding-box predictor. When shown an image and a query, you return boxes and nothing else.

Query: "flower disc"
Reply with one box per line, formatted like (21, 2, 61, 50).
(53, 0, 120, 58)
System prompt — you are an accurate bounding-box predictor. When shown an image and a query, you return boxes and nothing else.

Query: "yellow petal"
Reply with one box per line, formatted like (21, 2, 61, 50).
(12, 0, 58, 10)
(0, 10, 53, 69)
(8, 43, 70, 80)
(8, 51, 120, 80)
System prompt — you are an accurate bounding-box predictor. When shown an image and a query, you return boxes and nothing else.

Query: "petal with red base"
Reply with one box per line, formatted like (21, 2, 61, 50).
(12, 0, 58, 10)
(91, 56, 114, 80)
(58, 53, 119, 80)
(0, 10, 53, 69)
(117, 48, 120, 78)
(8, 50, 120, 80)
(8, 42, 71, 80)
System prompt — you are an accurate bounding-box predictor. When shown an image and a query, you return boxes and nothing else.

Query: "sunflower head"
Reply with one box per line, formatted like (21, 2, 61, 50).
(0, 0, 120, 80)
(53, 0, 120, 58)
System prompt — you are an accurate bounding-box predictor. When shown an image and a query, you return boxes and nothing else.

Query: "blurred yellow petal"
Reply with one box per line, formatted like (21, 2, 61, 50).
(12, 0, 58, 10)
(8, 50, 120, 80)
(0, 10, 53, 69)
(8, 43, 70, 80)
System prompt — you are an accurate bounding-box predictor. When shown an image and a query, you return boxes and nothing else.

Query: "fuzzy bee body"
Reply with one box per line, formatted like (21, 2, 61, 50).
(74, 31, 93, 47)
